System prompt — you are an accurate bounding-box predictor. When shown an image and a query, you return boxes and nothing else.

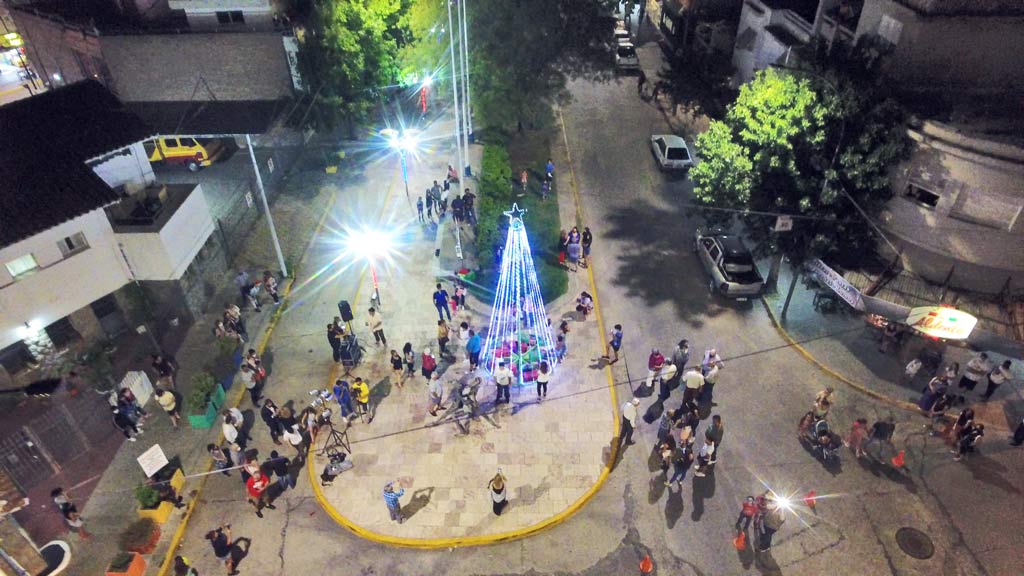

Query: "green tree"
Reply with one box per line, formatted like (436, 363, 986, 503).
(299, 0, 411, 135)
(692, 60, 911, 306)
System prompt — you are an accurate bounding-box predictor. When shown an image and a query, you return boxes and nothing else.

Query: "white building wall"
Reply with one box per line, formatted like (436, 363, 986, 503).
(88, 142, 155, 192)
(116, 184, 215, 281)
(0, 210, 131, 349)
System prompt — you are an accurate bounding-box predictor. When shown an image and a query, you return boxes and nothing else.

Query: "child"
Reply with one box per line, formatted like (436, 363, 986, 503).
(735, 496, 759, 534)
(844, 418, 869, 458)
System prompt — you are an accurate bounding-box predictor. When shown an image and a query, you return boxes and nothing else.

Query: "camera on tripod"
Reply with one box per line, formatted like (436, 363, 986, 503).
(308, 388, 332, 409)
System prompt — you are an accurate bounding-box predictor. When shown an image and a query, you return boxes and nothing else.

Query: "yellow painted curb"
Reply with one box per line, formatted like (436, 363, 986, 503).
(306, 116, 621, 548)
(759, 297, 919, 413)
(155, 190, 338, 576)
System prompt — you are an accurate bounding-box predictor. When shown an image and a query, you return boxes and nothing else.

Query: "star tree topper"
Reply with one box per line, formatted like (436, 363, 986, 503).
(503, 203, 527, 228)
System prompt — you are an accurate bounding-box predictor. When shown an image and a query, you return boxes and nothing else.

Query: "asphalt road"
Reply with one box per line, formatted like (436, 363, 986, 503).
(173, 44, 1020, 576)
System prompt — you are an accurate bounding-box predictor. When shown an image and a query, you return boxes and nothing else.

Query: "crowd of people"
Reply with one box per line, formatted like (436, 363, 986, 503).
(415, 169, 476, 226)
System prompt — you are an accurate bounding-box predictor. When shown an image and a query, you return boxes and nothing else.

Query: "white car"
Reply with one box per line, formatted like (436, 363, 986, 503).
(613, 24, 631, 45)
(650, 134, 694, 171)
(615, 43, 639, 70)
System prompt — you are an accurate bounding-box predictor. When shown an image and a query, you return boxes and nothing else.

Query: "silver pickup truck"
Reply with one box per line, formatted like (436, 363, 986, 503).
(694, 230, 765, 299)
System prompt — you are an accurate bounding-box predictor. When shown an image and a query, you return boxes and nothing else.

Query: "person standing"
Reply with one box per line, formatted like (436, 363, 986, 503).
(261, 399, 283, 444)
(567, 240, 581, 272)
(681, 367, 705, 406)
(923, 393, 951, 436)
(488, 470, 509, 515)
(637, 69, 647, 94)
(240, 364, 260, 406)
(844, 418, 869, 458)
(383, 482, 405, 523)
(902, 357, 923, 386)
(693, 435, 716, 478)
(758, 499, 786, 552)
(665, 439, 694, 488)
(112, 407, 141, 441)
(959, 352, 991, 392)
(390, 350, 405, 388)
(620, 398, 640, 446)
(645, 348, 665, 388)
(536, 361, 551, 400)
(403, 342, 416, 378)
(351, 377, 370, 420)
(222, 412, 240, 447)
(425, 189, 435, 220)
(545, 158, 555, 180)
(266, 450, 295, 491)
(603, 324, 623, 364)
(466, 329, 481, 370)
(263, 270, 280, 306)
(519, 169, 529, 194)
(705, 414, 724, 465)
(154, 389, 180, 429)
(433, 283, 452, 321)
(954, 423, 984, 461)
(332, 380, 353, 420)
(205, 525, 235, 575)
(427, 372, 444, 416)
(983, 360, 1013, 400)
(494, 361, 513, 405)
(327, 323, 342, 362)
(421, 348, 438, 381)
(581, 227, 593, 266)
(246, 470, 275, 518)
(234, 270, 250, 303)
(209, 444, 231, 476)
(416, 196, 425, 222)
(365, 308, 386, 346)
(1010, 416, 1024, 447)
(437, 319, 451, 358)
(151, 354, 177, 390)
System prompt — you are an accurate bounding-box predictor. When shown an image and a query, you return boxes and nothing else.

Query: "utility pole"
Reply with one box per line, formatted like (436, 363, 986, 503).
(459, 0, 473, 160)
(246, 134, 288, 278)
(447, 0, 465, 182)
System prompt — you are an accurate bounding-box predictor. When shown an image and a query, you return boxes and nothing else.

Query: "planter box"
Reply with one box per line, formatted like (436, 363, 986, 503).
(106, 552, 146, 576)
(211, 383, 226, 409)
(187, 401, 218, 429)
(169, 468, 185, 494)
(136, 500, 173, 524)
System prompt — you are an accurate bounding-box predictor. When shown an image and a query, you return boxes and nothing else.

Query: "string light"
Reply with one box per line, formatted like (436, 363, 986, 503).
(480, 204, 559, 384)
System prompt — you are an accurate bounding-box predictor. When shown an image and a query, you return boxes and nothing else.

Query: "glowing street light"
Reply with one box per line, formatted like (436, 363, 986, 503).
(420, 74, 432, 113)
(343, 226, 397, 309)
(380, 128, 420, 200)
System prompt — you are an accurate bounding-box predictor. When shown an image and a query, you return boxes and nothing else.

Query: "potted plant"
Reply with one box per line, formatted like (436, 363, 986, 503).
(134, 485, 173, 523)
(186, 373, 218, 429)
(194, 371, 224, 410)
(119, 518, 161, 554)
(106, 551, 146, 576)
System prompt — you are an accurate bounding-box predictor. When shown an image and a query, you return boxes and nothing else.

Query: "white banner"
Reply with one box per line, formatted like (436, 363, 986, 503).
(806, 259, 864, 311)
(137, 444, 169, 478)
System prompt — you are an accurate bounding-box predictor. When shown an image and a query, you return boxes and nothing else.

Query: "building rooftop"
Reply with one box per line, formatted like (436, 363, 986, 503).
(760, 0, 820, 22)
(0, 81, 152, 248)
(894, 0, 1024, 16)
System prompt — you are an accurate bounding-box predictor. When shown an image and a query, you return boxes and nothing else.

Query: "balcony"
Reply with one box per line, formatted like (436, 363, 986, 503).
(108, 184, 215, 281)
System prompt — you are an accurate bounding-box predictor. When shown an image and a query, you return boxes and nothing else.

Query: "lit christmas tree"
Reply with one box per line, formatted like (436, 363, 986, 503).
(480, 204, 559, 382)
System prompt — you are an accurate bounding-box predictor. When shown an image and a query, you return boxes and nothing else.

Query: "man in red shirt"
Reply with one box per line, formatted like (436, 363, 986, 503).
(246, 470, 276, 518)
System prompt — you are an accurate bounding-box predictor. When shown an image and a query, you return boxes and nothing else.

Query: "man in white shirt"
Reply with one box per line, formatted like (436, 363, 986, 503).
(983, 360, 1013, 400)
(682, 369, 704, 406)
(494, 362, 513, 405)
(620, 398, 640, 446)
(959, 353, 991, 392)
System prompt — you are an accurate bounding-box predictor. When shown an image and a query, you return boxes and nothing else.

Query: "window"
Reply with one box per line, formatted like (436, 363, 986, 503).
(5, 254, 38, 278)
(667, 146, 690, 161)
(181, 138, 198, 147)
(904, 183, 939, 208)
(655, 138, 667, 157)
(44, 317, 80, 349)
(58, 232, 89, 258)
(0, 341, 35, 374)
(216, 10, 245, 24)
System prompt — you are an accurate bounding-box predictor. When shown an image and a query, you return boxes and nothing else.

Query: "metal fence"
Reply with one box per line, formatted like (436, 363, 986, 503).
(0, 391, 112, 493)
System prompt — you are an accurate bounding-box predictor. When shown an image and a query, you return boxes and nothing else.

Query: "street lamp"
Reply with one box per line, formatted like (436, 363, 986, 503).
(420, 74, 433, 114)
(344, 227, 396, 310)
(380, 128, 420, 200)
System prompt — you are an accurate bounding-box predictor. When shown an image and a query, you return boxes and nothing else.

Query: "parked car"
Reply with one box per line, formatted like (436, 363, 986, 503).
(145, 137, 227, 172)
(615, 43, 640, 70)
(613, 22, 631, 45)
(693, 230, 764, 300)
(650, 134, 694, 171)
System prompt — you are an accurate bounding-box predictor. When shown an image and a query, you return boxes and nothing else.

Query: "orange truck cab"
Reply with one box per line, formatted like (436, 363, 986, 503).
(145, 137, 226, 171)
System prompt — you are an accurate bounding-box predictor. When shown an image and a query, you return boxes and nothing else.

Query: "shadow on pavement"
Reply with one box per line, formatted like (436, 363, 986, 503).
(402, 487, 435, 520)
(665, 485, 684, 529)
(691, 467, 715, 521)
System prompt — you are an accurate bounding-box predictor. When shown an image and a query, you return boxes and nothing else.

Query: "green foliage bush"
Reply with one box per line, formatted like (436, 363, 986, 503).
(118, 518, 159, 553)
(185, 372, 216, 415)
(109, 552, 134, 571)
(133, 485, 160, 510)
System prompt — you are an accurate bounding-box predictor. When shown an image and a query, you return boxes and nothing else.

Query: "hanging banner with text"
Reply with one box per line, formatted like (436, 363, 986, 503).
(806, 259, 864, 311)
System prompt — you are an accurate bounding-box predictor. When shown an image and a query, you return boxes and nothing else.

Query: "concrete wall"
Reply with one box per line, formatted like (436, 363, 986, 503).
(10, 9, 105, 88)
(856, 0, 1024, 94)
(115, 184, 215, 280)
(880, 121, 1024, 294)
(89, 142, 155, 191)
(0, 210, 131, 350)
(183, 10, 274, 31)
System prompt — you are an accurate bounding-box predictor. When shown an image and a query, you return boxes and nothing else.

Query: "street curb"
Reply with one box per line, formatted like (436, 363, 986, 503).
(760, 297, 926, 414)
(305, 125, 621, 548)
(154, 189, 338, 576)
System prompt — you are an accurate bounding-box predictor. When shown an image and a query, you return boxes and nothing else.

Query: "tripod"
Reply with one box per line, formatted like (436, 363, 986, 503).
(318, 418, 351, 455)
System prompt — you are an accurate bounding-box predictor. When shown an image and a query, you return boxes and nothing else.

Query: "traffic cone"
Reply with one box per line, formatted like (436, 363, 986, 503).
(733, 531, 747, 550)
(891, 450, 905, 468)
(803, 490, 817, 512)
(639, 554, 653, 574)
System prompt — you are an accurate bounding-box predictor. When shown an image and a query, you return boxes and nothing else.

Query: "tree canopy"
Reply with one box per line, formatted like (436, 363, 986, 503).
(691, 51, 912, 267)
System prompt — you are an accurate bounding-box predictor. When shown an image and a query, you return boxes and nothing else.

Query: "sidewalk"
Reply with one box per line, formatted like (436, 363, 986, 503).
(763, 262, 1023, 431)
(40, 144, 338, 576)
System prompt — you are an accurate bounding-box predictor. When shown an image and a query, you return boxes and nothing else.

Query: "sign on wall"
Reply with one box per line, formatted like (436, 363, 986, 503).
(806, 259, 863, 311)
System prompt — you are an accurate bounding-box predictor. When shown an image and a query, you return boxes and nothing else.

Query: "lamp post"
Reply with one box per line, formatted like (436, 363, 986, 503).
(381, 128, 419, 201)
(345, 228, 395, 310)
